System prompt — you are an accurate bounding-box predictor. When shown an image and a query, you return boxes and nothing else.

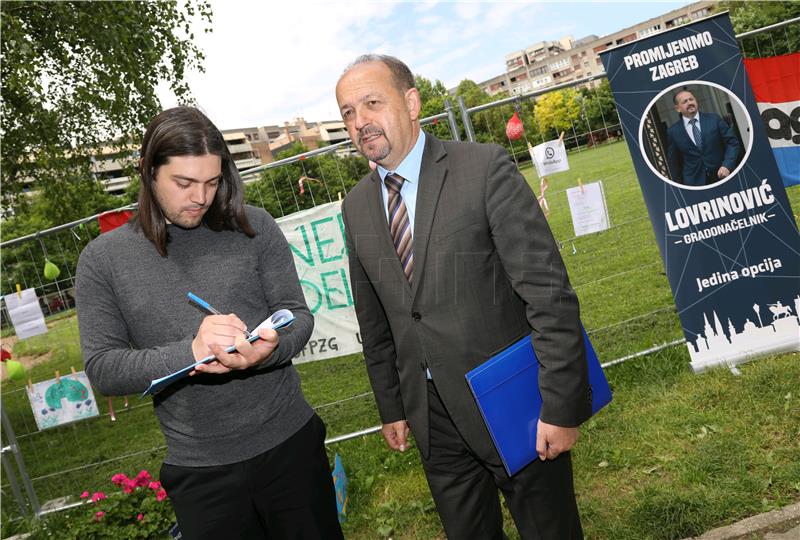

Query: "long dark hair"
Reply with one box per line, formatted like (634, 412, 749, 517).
(134, 106, 255, 256)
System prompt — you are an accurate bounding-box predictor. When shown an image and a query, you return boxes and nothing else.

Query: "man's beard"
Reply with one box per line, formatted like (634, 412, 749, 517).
(160, 203, 208, 229)
(168, 212, 205, 229)
(357, 126, 391, 163)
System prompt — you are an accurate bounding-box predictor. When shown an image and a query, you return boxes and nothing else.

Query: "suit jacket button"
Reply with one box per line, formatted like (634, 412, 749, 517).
(412, 312, 421, 321)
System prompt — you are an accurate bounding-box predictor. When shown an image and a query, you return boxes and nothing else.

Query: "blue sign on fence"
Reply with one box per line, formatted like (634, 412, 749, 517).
(600, 13, 800, 371)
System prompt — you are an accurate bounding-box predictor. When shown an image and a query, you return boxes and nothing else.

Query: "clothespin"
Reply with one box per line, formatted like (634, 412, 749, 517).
(337, 191, 342, 202)
(70, 366, 78, 376)
(16, 283, 22, 299)
(27, 377, 33, 392)
(108, 397, 116, 422)
(559, 131, 565, 142)
(55, 370, 61, 383)
(578, 177, 585, 193)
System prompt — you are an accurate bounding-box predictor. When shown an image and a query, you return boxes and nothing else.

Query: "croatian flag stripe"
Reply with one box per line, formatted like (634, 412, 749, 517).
(743, 53, 800, 187)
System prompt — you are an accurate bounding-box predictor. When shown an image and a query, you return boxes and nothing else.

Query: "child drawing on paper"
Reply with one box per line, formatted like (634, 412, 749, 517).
(44, 377, 93, 414)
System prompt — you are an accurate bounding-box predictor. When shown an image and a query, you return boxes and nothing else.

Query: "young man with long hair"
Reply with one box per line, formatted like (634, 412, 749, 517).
(76, 107, 343, 540)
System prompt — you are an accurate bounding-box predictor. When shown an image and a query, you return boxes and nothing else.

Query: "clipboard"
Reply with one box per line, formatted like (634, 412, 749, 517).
(465, 329, 612, 476)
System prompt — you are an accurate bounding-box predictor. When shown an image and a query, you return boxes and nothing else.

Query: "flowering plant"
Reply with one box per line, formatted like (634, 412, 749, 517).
(51, 469, 176, 540)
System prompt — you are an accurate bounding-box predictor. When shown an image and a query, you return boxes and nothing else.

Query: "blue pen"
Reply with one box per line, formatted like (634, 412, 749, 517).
(187, 292, 253, 338)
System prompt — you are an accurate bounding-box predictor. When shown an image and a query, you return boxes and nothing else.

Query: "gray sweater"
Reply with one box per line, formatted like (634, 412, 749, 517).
(75, 206, 315, 466)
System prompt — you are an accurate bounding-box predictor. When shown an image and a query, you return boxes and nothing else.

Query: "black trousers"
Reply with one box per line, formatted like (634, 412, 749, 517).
(160, 414, 344, 540)
(419, 381, 583, 540)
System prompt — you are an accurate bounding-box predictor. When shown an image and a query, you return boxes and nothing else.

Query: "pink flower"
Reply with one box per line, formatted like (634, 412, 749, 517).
(155, 488, 168, 502)
(94, 510, 105, 522)
(148, 481, 161, 491)
(111, 473, 129, 486)
(134, 470, 152, 487)
(122, 479, 137, 494)
(137, 513, 144, 521)
(90, 492, 106, 503)
(80, 491, 89, 499)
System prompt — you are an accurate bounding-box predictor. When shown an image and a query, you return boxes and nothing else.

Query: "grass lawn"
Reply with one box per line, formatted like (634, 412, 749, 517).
(2, 140, 798, 539)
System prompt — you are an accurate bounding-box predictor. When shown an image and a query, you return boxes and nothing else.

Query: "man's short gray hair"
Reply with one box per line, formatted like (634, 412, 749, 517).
(343, 54, 416, 93)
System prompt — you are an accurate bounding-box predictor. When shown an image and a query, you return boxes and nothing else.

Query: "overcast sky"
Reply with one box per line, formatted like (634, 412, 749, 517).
(158, 1, 689, 130)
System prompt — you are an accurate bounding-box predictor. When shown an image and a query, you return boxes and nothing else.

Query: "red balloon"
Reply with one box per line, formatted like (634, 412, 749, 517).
(506, 111, 524, 140)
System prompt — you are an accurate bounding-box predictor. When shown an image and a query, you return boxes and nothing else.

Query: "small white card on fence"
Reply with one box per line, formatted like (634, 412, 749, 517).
(566, 181, 611, 237)
(27, 371, 99, 430)
(3, 288, 48, 340)
(530, 139, 570, 177)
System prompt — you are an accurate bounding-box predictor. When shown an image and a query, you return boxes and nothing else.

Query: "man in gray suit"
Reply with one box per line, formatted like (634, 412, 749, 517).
(337, 54, 591, 539)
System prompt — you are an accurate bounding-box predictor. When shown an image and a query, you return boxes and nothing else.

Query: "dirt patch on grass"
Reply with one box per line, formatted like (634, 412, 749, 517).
(0, 337, 56, 381)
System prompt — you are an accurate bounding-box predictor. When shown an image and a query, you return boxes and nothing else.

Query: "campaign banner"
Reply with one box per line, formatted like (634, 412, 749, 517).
(528, 139, 569, 176)
(277, 202, 362, 363)
(743, 53, 800, 187)
(600, 13, 800, 372)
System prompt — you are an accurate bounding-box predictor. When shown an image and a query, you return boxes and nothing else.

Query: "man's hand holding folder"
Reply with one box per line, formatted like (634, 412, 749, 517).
(536, 420, 578, 461)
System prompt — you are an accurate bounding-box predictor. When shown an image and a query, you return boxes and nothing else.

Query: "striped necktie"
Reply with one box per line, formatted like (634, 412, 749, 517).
(689, 118, 702, 149)
(384, 173, 413, 283)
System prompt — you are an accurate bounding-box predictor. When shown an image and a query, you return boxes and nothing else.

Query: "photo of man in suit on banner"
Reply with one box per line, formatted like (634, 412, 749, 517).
(667, 87, 741, 186)
(640, 82, 750, 189)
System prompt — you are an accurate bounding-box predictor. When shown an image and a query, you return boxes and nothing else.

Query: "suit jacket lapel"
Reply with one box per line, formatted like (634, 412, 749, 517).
(366, 168, 412, 296)
(411, 134, 448, 299)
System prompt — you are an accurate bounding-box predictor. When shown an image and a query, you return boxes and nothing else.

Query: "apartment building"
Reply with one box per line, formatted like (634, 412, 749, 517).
(89, 144, 139, 196)
(222, 131, 261, 171)
(318, 121, 349, 145)
(474, 0, 715, 97)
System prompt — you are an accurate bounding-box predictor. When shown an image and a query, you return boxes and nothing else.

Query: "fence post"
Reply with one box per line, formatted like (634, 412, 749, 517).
(1, 446, 29, 517)
(443, 99, 461, 142)
(457, 95, 476, 143)
(1, 406, 41, 517)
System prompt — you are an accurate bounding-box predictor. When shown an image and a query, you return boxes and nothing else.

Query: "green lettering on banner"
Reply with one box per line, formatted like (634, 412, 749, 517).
(336, 212, 348, 257)
(300, 279, 323, 314)
(311, 217, 342, 264)
(321, 269, 354, 310)
(341, 267, 353, 306)
(289, 225, 314, 267)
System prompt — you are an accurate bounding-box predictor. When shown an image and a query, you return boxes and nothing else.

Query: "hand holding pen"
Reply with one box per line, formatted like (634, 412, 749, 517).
(187, 292, 279, 374)
(188, 292, 252, 338)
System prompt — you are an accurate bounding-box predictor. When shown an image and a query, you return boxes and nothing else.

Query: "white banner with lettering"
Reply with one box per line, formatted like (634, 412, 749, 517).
(277, 202, 362, 363)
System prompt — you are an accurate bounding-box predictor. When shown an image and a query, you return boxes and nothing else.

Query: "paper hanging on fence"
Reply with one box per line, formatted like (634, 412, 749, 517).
(3, 288, 48, 339)
(529, 139, 569, 177)
(27, 371, 99, 430)
(566, 181, 611, 237)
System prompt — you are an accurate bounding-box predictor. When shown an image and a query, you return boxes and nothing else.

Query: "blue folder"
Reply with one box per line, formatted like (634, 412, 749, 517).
(465, 329, 612, 476)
